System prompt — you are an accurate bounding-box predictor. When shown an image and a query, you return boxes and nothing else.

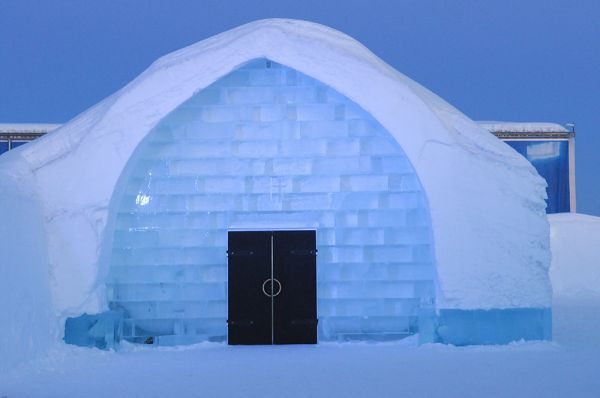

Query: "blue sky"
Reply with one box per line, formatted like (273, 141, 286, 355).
(1, 0, 599, 215)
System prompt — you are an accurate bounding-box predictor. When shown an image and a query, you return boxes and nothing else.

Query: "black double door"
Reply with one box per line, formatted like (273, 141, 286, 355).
(227, 230, 317, 345)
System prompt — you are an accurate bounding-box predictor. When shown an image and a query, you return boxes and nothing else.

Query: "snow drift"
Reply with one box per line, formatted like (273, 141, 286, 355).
(0, 151, 55, 372)
(549, 213, 600, 298)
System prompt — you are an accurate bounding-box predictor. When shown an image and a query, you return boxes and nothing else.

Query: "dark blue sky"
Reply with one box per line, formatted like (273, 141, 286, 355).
(1, 1, 599, 215)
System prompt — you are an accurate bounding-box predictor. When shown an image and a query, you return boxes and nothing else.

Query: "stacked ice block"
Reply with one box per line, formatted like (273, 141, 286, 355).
(107, 59, 435, 344)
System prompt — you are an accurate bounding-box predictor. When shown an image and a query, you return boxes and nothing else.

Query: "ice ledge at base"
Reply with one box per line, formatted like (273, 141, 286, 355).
(64, 311, 123, 350)
(419, 308, 552, 345)
(65, 308, 551, 348)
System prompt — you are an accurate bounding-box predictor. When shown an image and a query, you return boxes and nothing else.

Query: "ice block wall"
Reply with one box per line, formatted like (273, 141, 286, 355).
(107, 59, 435, 344)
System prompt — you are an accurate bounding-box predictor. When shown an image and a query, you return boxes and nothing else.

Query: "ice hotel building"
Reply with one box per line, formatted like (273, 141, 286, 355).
(0, 19, 553, 354)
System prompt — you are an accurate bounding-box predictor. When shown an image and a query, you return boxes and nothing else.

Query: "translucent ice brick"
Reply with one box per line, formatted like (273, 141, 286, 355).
(280, 139, 327, 157)
(272, 158, 313, 175)
(236, 140, 279, 157)
(313, 157, 372, 175)
(201, 177, 245, 193)
(298, 120, 348, 139)
(294, 176, 340, 193)
(366, 246, 413, 263)
(223, 87, 276, 105)
(295, 104, 337, 121)
(287, 193, 332, 211)
(336, 228, 385, 246)
(247, 69, 286, 86)
(327, 138, 361, 156)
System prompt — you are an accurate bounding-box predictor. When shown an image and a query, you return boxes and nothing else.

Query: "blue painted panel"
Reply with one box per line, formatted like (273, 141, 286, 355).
(0, 141, 8, 155)
(506, 140, 570, 213)
(11, 141, 28, 149)
(433, 308, 552, 345)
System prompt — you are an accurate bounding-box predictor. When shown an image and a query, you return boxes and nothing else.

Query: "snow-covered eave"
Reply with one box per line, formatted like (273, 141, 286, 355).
(477, 121, 570, 134)
(0, 123, 61, 134)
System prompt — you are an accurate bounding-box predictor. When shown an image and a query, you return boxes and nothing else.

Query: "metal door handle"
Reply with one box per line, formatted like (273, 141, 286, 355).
(262, 278, 282, 297)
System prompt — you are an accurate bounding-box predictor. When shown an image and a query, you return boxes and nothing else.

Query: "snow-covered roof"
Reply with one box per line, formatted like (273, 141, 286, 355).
(0, 123, 61, 134)
(0, 19, 551, 319)
(477, 121, 569, 134)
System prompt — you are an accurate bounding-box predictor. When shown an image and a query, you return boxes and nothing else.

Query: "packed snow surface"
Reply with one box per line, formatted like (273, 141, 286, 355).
(477, 121, 569, 133)
(2, 296, 599, 398)
(549, 213, 600, 297)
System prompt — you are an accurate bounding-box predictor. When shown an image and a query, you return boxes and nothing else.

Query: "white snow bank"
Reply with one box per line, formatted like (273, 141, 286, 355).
(0, 19, 550, 319)
(477, 121, 569, 133)
(549, 213, 600, 297)
(0, 151, 56, 372)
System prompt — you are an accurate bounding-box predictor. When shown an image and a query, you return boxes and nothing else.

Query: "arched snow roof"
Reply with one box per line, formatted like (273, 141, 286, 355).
(1, 19, 551, 317)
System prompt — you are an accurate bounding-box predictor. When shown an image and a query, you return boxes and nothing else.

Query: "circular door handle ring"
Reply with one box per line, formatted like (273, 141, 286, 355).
(262, 279, 271, 297)
(262, 278, 282, 297)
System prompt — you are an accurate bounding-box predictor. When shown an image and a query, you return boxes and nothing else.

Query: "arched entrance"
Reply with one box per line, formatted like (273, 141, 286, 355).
(105, 59, 436, 345)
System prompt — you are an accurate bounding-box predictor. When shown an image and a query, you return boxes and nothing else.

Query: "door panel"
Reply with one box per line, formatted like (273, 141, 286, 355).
(228, 230, 317, 345)
(227, 231, 272, 345)
(273, 231, 318, 344)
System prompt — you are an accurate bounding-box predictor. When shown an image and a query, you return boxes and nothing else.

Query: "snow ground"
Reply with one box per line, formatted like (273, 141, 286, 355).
(2, 296, 599, 398)
(550, 213, 600, 297)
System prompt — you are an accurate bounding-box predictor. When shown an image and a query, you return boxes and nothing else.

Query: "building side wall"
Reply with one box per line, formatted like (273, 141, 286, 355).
(504, 140, 570, 213)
